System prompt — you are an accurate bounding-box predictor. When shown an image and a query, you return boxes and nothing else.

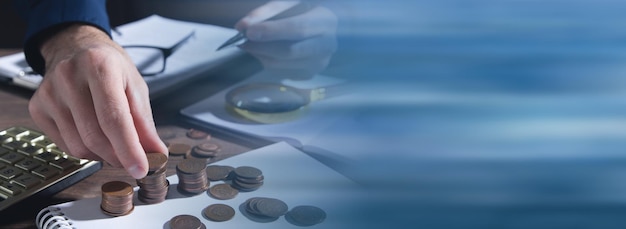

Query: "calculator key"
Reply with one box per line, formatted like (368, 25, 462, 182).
(0, 166, 22, 180)
(18, 145, 42, 156)
(12, 174, 41, 189)
(50, 158, 77, 171)
(34, 151, 58, 163)
(2, 141, 27, 151)
(0, 152, 25, 164)
(33, 138, 55, 149)
(32, 165, 60, 180)
(15, 159, 41, 171)
(4, 127, 29, 137)
(0, 181, 22, 195)
(17, 132, 41, 142)
(0, 135, 12, 144)
(0, 147, 9, 156)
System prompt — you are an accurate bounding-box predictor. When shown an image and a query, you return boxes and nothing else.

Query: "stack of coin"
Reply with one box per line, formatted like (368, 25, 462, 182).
(169, 143, 192, 157)
(205, 165, 234, 181)
(136, 153, 169, 204)
(191, 142, 221, 158)
(169, 214, 206, 229)
(176, 158, 210, 194)
(232, 166, 264, 191)
(285, 205, 327, 226)
(101, 181, 134, 216)
(242, 197, 289, 220)
(186, 128, 211, 140)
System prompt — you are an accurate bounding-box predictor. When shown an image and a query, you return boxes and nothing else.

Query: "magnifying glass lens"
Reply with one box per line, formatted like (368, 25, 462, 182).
(227, 85, 308, 113)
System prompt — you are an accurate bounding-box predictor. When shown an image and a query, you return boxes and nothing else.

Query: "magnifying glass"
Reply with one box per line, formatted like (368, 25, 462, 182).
(225, 83, 337, 124)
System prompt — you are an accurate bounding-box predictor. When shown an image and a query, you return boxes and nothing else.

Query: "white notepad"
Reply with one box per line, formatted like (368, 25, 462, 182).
(0, 15, 244, 97)
(36, 142, 365, 229)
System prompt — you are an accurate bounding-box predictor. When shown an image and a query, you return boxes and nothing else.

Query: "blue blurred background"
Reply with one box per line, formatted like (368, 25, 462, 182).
(323, 0, 626, 228)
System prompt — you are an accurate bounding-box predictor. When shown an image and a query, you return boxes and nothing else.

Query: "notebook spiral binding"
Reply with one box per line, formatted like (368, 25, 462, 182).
(36, 206, 75, 229)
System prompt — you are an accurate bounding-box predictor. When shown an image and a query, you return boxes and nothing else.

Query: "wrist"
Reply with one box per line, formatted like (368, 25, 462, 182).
(40, 24, 113, 69)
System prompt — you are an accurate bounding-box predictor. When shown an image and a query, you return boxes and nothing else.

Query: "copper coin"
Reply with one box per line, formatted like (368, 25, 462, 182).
(236, 175, 265, 184)
(170, 214, 203, 229)
(232, 179, 263, 191)
(186, 128, 211, 140)
(169, 143, 192, 156)
(205, 165, 234, 181)
(192, 142, 221, 158)
(209, 183, 239, 200)
(101, 181, 133, 197)
(234, 166, 262, 179)
(203, 204, 235, 222)
(197, 142, 220, 152)
(177, 158, 207, 174)
(285, 205, 327, 226)
(254, 197, 289, 218)
(146, 152, 168, 172)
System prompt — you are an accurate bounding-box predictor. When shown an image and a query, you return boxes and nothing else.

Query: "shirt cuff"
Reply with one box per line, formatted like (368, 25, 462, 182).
(23, 0, 111, 75)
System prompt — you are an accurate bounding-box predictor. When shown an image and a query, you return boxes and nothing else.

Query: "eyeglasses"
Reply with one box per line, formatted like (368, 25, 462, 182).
(122, 31, 195, 76)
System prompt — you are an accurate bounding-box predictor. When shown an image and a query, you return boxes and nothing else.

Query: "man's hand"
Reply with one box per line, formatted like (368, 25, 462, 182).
(236, 0, 338, 79)
(28, 25, 168, 179)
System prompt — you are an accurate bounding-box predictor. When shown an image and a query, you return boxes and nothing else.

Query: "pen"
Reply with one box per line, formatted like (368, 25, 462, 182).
(216, 0, 320, 51)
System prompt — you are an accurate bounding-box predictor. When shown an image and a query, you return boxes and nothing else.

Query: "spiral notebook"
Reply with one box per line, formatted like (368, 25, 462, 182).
(35, 142, 365, 229)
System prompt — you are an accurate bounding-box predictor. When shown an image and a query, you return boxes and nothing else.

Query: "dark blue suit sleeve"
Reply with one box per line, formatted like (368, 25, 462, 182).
(16, 0, 111, 75)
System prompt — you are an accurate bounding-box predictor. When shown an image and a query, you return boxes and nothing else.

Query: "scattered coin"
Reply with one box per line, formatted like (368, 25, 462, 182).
(209, 183, 239, 200)
(203, 204, 235, 222)
(205, 165, 234, 181)
(192, 142, 221, 158)
(234, 166, 262, 179)
(170, 214, 206, 229)
(101, 181, 134, 216)
(169, 143, 192, 157)
(186, 128, 211, 140)
(254, 197, 289, 218)
(285, 205, 327, 227)
(232, 166, 264, 191)
(243, 197, 288, 219)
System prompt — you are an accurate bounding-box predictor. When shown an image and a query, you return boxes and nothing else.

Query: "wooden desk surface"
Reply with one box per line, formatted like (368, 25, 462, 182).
(0, 50, 264, 228)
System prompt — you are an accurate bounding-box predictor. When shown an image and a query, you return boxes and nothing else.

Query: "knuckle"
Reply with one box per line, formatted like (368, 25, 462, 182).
(81, 129, 107, 153)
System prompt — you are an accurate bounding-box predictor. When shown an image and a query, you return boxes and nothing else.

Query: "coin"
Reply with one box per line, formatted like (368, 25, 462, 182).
(192, 142, 220, 158)
(137, 155, 169, 204)
(146, 152, 168, 172)
(285, 205, 327, 226)
(233, 166, 262, 179)
(203, 204, 235, 222)
(254, 197, 289, 218)
(101, 181, 133, 196)
(186, 128, 211, 140)
(209, 183, 239, 200)
(176, 158, 209, 194)
(177, 158, 207, 174)
(169, 143, 192, 156)
(232, 178, 263, 192)
(205, 165, 234, 181)
(101, 181, 134, 216)
(170, 214, 204, 229)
